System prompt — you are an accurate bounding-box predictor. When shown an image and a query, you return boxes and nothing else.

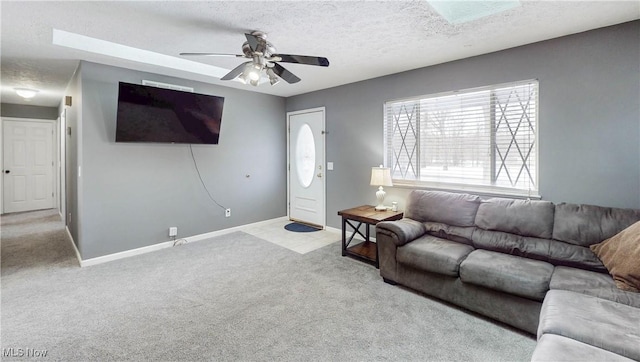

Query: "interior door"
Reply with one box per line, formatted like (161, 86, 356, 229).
(2, 120, 55, 213)
(288, 108, 325, 228)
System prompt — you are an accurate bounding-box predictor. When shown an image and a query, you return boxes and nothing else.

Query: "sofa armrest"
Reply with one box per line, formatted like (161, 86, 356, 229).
(376, 218, 426, 283)
(377, 218, 426, 246)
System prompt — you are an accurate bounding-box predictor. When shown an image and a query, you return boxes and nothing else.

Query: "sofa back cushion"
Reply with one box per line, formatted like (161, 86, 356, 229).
(423, 222, 475, 246)
(553, 203, 640, 247)
(474, 198, 555, 239)
(472, 228, 606, 273)
(405, 190, 481, 227)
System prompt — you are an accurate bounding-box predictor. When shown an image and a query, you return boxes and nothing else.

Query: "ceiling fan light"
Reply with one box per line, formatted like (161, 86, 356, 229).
(249, 79, 259, 87)
(235, 63, 255, 84)
(248, 69, 261, 81)
(15, 88, 39, 99)
(266, 68, 280, 85)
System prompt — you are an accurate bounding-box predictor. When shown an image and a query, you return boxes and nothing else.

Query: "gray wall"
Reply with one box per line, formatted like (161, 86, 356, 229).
(1, 103, 59, 120)
(78, 61, 286, 259)
(286, 21, 640, 229)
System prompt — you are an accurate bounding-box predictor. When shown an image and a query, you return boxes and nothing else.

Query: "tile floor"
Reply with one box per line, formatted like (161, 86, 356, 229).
(242, 218, 341, 254)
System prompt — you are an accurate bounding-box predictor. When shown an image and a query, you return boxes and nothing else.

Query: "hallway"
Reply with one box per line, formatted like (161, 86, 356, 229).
(1, 209, 78, 279)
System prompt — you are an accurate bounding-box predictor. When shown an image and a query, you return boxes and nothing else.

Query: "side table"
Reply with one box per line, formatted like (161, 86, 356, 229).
(337, 205, 403, 268)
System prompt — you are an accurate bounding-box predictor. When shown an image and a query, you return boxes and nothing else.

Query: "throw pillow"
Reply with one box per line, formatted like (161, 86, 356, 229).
(590, 221, 640, 292)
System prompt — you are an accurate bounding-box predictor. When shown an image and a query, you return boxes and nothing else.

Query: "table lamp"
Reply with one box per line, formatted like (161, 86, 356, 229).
(370, 165, 393, 211)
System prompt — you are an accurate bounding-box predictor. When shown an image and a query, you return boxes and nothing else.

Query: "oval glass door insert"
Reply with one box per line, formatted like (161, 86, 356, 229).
(295, 123, 315, 188)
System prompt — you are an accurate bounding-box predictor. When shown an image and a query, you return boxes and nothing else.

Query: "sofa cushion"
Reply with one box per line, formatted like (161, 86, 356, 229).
(474, 197, 555, 238)
(423, 222, 475, 246)
(396, 235, 474, 277)
(472, 229, 606, 273)
(590, 221, 640, 292)
(404, 190, 481, 227)
(551, 266, 640, 308)
(459, 250, 553, 301)
(472, 228, 550, 260)
(538, 290, 640, 361)
(546, 241, 606, 273)
(532, 334, 635, 362)
(552, 203, 640, 247)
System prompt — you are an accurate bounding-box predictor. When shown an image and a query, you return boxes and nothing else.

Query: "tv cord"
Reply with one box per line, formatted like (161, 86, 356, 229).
(189, 144, 227, 212)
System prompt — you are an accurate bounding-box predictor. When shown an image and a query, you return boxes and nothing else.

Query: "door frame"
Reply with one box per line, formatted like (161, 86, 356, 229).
(286, 107, 326, 228)
(58, 108, 67, 224)
(1, 117, 59, 214)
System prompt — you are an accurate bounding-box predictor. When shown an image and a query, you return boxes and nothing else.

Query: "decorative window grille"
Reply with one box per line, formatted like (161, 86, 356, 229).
(384, 80, 539, 197)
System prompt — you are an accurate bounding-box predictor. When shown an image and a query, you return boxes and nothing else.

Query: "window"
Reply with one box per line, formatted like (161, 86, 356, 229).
(384, 80, 538, 197)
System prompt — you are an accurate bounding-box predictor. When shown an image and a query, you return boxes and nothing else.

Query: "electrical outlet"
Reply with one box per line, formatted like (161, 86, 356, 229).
(169, 227, 177, 237)
(225, 208, 231, 218)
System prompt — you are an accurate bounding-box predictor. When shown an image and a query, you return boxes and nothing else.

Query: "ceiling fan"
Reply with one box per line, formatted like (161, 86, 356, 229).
(180, 31, 330, 86)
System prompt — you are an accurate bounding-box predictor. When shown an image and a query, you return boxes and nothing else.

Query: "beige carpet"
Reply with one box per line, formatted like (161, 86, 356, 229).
(1, 209, 535, 361)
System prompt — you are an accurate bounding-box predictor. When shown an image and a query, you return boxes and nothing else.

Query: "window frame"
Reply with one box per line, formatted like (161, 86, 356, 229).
(383, 79, 540, 199)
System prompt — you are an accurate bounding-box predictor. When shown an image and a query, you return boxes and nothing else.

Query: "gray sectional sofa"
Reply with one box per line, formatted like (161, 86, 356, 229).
(376, 190, 640, 361)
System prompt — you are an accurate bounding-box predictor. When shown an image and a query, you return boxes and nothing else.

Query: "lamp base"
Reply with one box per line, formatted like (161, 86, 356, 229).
(375, 186, 387, 211)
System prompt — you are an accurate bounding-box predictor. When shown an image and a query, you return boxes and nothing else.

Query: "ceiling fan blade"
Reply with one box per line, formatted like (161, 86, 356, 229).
(221, 61, 250, 80)
(272, 63, 301, 84)
(245, 33, 260, 52)
(275, 54, 329, 67)
(180, 52, 244, 57)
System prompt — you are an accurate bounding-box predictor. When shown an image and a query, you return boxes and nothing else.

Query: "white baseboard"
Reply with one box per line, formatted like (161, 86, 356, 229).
(186, 216, 288, 243)
(325, 226, 341, 234)
(77, 216, 289, 267)
(80, 240, 175, 267)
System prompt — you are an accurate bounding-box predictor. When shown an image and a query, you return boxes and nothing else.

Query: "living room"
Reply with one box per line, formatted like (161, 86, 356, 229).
(1, 1, 639, 360)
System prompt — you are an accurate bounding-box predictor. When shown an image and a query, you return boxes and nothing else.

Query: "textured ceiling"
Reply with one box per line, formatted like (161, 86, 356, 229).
(1, 1, 638, 107)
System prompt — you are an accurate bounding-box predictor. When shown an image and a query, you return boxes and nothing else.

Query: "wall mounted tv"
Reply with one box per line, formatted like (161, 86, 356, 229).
(115, 82, 224, 144)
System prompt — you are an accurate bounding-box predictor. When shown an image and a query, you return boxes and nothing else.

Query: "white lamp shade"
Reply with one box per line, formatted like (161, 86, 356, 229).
(370, 167, 393, 187)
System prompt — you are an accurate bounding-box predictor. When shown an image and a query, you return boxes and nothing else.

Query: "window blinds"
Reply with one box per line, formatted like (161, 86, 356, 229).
(384, 80, 538, 197)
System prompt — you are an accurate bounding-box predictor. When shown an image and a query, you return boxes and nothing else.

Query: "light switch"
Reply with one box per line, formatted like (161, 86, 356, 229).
(327, 162, 334, 171)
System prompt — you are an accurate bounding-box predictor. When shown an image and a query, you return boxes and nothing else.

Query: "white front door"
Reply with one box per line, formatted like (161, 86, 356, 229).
(288, 108, 325, 227)
(2, 120, 55, 213)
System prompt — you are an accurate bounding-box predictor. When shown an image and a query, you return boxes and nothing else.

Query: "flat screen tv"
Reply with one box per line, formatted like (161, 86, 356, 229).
(115, 82, 224, 144)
